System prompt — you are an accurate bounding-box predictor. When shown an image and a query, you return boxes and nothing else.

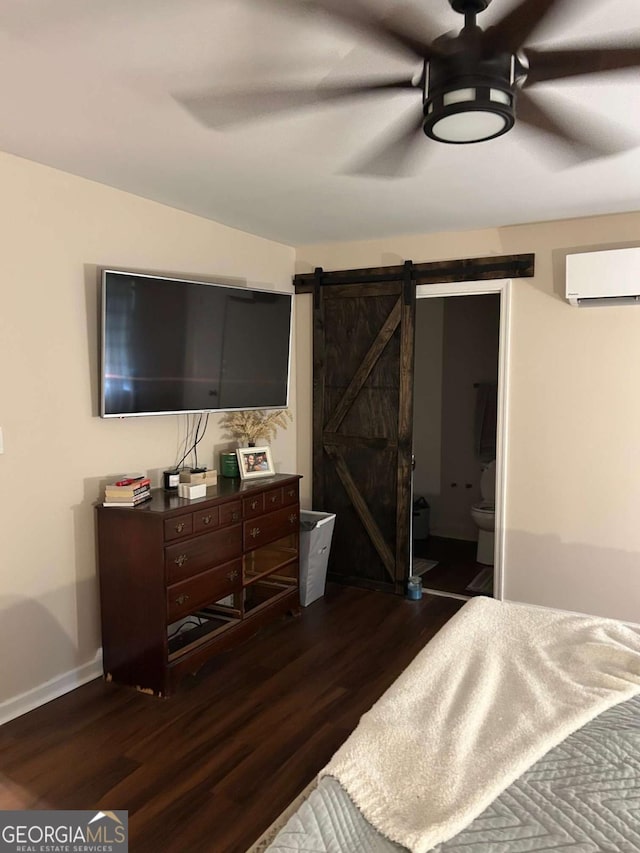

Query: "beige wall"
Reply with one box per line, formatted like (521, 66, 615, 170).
(295, 211, 640, 622)
(0, 152, 296, 708)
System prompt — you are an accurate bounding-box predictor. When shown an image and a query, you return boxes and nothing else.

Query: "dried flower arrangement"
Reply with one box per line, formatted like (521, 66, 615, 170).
(219, 409, 293, 446)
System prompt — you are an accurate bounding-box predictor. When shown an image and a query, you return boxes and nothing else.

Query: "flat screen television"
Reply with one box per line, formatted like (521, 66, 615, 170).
(100, 270, 293, 417)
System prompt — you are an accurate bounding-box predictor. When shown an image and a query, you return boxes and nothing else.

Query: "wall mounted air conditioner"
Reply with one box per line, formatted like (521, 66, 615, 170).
(566, 247, 640, 307)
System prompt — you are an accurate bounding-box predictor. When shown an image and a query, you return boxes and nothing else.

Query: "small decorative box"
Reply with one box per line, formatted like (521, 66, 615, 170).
(177, 482, 207, 500)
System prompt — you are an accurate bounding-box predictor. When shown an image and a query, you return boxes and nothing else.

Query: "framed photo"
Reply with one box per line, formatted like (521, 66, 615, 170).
(236, 446, 275, 480)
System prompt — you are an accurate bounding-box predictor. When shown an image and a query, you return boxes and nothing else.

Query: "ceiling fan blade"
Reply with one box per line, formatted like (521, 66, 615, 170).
(175, 77, 417, 129)
(482, 0, 566, 55)
(516, 88, 634, 162)
(263, 0, 442, 61)
(523, 45, 640, 87)
(345, 108, 426, 177)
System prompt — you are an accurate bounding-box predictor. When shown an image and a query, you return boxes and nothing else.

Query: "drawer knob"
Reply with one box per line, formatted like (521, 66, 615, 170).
(251, 500, 258, 510)
(250, 527, 261, 539)
(175, 593, 190, 606)
(270, 495, 277, 503)
(287, 490, 295, 497)
(227, 569, 239, 582)
(174, 554, 188, 568)
(203, 514, 213, 525)
(232, 511, 240, 521)
(289, 514, 298, 525)
(175, 522, 185, 533)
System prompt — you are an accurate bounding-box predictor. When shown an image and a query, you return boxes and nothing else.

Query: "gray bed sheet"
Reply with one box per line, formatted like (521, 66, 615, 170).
(267, 693, 640, 852)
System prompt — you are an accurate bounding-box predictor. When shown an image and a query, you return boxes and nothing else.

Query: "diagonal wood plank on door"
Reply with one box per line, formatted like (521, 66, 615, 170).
(324, 297, 402, 435)
(324, 444, 396, 580)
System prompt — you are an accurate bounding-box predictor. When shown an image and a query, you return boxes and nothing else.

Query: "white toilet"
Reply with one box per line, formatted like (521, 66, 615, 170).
(471, 460, 495, 566)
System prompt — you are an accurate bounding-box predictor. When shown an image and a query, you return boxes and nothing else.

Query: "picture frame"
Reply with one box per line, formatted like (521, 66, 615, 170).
(236, 446, 275, 480)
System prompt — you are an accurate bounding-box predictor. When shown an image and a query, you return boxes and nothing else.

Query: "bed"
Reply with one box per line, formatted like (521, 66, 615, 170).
(257, 597, 640, 853)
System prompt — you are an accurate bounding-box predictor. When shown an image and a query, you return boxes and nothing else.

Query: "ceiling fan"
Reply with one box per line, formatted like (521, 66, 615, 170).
(176, 0, 640, 173)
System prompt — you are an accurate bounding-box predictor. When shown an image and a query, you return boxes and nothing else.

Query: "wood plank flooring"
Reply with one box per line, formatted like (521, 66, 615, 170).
(0, 584, 462, 853)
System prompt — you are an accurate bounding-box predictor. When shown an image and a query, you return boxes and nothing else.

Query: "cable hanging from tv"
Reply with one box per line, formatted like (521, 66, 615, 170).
(174, 413, 210, 472)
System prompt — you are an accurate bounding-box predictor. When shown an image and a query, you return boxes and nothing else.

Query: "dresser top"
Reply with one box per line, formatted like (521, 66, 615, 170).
(97, 472, 301, 517)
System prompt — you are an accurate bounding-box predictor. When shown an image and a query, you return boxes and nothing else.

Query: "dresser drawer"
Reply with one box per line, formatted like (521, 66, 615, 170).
(264, 488, 283, 512)
(220, 501, 241, 527)
(282, 483, 299, 506)
(167, 559, 242, 623)
(243, 494, 264, 519)
(164, 514, 193, 541)
(244, 506, 299, 552)
(166, 525, 242, 584)
(194, 506, 219, 533)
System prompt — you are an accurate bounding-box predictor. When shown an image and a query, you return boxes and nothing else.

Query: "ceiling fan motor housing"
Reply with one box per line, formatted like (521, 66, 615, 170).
(423, 51, 515, 144)
(449, 0, 492, 14)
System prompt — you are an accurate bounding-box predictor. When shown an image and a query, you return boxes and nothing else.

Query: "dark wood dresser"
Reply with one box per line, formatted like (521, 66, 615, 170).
(96, 473, 301, 696)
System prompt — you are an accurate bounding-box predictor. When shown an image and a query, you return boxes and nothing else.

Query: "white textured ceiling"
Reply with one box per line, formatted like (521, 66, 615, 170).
(0, 0, 638, 244)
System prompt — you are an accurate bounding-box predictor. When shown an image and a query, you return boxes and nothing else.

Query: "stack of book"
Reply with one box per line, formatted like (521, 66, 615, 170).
(103, 476, 152, 507)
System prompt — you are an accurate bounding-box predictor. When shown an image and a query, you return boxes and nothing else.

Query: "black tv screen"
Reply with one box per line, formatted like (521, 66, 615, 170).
(100, 270, 292, 417)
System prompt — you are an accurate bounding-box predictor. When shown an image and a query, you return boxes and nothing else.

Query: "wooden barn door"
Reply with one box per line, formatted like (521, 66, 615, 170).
(313, 276, 415, 593)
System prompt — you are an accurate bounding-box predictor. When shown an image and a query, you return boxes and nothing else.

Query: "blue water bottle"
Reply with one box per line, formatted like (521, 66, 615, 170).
(407, 575, 422, 600)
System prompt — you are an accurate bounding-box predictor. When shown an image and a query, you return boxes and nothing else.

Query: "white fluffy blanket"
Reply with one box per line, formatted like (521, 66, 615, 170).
(320, 597, 640, 853)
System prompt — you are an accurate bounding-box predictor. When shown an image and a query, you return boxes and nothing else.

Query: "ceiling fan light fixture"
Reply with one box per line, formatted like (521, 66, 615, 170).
(443, 88, 475, 105)
(424, 83, 515, 144)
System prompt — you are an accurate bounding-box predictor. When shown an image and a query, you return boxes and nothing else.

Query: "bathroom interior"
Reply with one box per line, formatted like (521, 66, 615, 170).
(412, 292, 500, 600)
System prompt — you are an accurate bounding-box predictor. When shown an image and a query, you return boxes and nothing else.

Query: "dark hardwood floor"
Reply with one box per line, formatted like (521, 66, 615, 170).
(414, 535, 494, 598)
(0, 584, 462, 853)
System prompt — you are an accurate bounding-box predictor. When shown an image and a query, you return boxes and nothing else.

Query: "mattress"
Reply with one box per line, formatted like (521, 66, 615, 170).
(266, 692, 640, 851)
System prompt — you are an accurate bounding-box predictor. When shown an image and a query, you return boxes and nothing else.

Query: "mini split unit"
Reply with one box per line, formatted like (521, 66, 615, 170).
(566, 247, 640, 307)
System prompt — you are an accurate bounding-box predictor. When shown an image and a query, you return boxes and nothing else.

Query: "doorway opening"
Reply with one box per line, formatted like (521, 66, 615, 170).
(411, 279, 510, 602)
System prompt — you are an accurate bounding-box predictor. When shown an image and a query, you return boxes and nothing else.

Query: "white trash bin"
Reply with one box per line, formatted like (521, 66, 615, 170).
(299, 510, 336, 607)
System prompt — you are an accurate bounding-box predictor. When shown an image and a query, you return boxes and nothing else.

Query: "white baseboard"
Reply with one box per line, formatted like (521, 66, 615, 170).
(0, 649, 103, 727)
